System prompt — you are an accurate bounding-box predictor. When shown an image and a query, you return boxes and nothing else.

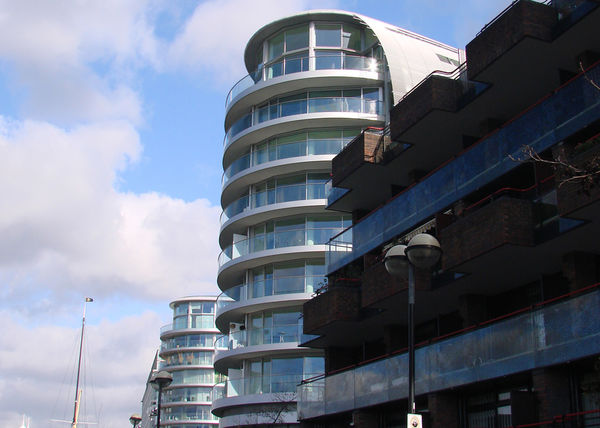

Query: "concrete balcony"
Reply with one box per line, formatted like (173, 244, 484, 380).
(440, 197, 535, 271)
(466, 0, 557, 81)
(389, 74, 465, 140)
(303, 282, 361, 335)
(331, 129, 388, 188)
(298, 288, 600, 420)
(327, 60, 600, 275)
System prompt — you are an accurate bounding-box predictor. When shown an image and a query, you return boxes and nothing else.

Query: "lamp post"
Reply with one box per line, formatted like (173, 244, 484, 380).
(149, 371, 173, 428)
(385, 233, 441, 419)
(129, 414, 141, 428)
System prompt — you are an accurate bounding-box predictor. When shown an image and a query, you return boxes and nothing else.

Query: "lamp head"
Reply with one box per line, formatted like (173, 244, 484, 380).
(129, 414, 142, 427)
(405, 233, 442, 269)
(150, 370, 173, 390)
(384, 244, 409, 279)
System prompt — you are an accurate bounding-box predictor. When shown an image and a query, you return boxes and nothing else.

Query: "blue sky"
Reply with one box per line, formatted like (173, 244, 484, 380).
(0, 0, 511, 426)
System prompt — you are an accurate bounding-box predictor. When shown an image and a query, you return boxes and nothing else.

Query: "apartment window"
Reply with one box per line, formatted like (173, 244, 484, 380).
(316, 24, 341, 47)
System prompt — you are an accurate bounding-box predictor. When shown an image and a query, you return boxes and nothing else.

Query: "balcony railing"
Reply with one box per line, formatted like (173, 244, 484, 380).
(214, 372, 323, 400)
(226, 54, 382, 108)
(298, 287, 600, 420)
(220, 182, 326, 225)
(216, 275, 324, 313)
(219, 227, 346, 268)
(222, 134, 355, 187)
(225, 97, 383, 146)
(327, 60, 600, 275)
(222, 323, 316, 351)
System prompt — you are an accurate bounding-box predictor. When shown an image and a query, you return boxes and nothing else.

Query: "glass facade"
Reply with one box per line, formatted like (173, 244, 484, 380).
(223, 128, 360, 184)
(158, 298, 220, 427)
(225, 87, 383, 145)
(217, 15, 385, 425)
(219, 214, 351, 267)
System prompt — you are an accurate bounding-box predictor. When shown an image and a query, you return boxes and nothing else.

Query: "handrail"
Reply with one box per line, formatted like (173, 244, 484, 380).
(300, 281, 600, 384)
(225, 53, 383, 108)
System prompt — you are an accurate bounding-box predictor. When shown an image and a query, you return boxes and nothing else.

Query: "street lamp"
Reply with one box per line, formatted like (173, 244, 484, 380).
(385, 233, 442, 419)
(149, 370, 173, 428)
(129, 414, 141, 428)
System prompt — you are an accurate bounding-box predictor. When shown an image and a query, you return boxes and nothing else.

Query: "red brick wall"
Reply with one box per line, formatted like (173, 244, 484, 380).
(332, 131, 381, 187)
(303, 285, 360, 334)
(532, 367, 572, 421)
(441, 197, 534, 270)
(428, 392, 458, 428)
(390, 75, 462, 141)
(466, 0, 556, 80)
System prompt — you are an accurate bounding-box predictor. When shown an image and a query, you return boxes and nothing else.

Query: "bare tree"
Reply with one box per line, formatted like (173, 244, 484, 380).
(510, 62, 600, 191)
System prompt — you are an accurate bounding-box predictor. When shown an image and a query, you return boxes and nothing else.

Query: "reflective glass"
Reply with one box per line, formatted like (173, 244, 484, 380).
(268, 33, 284, 60)
(316, 24, 341, 47)
(285, 52, 308, 74)
(285, 25, 309, 51)
(315, 51, 342, 70)
(342, 25, 361, 50)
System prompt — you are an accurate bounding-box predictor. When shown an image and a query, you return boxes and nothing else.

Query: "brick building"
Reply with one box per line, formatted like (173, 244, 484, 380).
(298, 1, 600, 427)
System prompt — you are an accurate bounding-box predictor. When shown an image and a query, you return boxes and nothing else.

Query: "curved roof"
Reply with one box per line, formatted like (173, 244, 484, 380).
(244, 10, 462, 104)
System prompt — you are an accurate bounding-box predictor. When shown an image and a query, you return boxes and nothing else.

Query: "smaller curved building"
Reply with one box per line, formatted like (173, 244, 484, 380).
(157, 296, 224, 428)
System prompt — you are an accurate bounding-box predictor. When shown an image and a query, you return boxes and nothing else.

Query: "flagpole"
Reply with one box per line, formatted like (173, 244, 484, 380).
(72, 298, 93, 428)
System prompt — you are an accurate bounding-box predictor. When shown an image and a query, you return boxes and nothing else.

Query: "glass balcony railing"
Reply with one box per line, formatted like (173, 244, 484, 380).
(160, 334, 219, 353)
(219, 227, 346, 268)
(214, 372, 323, 401)
(163, 386, 213, 404)
(211, 382, 226, 402)
(226, 54, 383, 107)
(163, 404, 217, 422)
(298, 288, 600, 420)
(223, 137, 352, 186)
(220, 323, 317, 351)
(327, 61, 600, 274)
(225, 97, 383, 146)
(216, 275, 325, 313)
(220, 183, 327, 225)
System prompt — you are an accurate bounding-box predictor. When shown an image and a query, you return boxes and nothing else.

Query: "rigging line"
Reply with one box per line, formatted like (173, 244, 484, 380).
(51, 326, 81, 425)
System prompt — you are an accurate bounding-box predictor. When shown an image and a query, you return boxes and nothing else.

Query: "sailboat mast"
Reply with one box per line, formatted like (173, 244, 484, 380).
(72, 297, 92, 428)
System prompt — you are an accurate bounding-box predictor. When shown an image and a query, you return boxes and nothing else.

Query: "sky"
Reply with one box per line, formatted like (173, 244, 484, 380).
(0, 0, 512, 426)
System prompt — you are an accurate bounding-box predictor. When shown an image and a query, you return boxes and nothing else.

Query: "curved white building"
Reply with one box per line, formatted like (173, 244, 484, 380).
(215, 10, 460, 426)
(158, 296, 223, 428)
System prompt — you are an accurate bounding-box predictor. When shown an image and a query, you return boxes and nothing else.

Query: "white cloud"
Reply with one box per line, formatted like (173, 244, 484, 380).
(167, 0, 339, 83)
(0, 117, 221, 307)
(0, 0, 162, 124)
(0, 309, 163, 428)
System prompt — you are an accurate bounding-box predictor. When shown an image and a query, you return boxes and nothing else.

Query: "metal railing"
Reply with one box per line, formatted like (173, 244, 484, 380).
(226, 53, 382, 107)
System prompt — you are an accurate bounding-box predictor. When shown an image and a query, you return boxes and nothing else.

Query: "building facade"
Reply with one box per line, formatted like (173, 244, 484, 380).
(298, 1, 600, 427)
(144, 296, 223, 428)
(214, 10, 461, 427)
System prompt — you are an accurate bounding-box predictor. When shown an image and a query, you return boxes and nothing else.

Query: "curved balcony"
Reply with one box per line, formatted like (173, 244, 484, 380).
(160, 334, 220, 355)
(224, 97, 383, 154)
(218, 245, 327, 290)
(211, 372, 316, 417)
(220, 182, 326, 227)
(222, 130, 356, 190)
(160, 324, 220, 340)
(213, 329, 318, 374)
(162, 404, 217, 423)
(163, 386, 214, 405)
(216, 293, 315, 333)
(226, 53, 383, 111)
(218, 227, 343, 269)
